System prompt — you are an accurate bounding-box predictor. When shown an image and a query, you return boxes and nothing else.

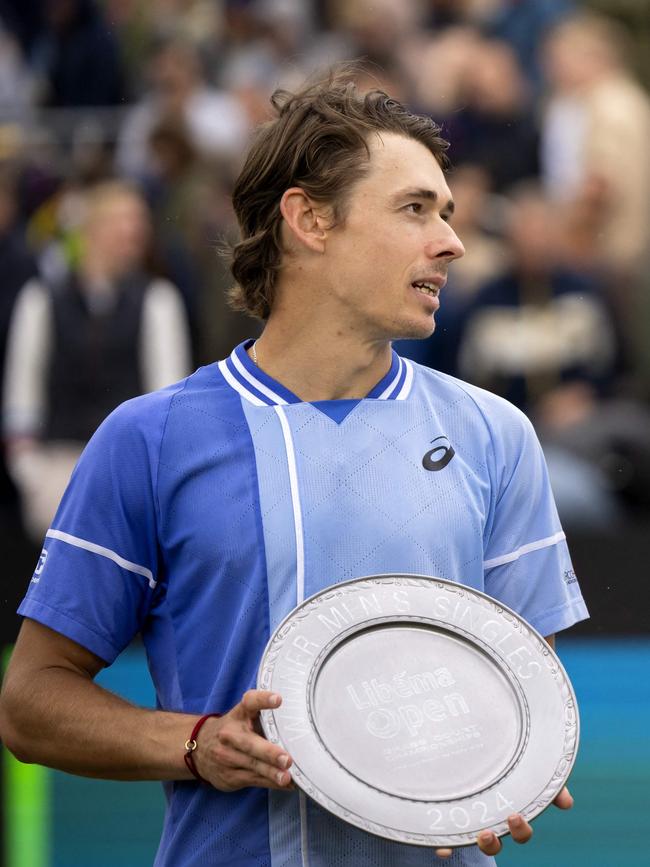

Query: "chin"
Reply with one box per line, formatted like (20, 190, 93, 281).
(392, 318, 436, 342)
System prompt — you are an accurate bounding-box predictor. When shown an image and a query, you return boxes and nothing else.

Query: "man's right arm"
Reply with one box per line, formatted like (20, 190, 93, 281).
(0, 618, 293, 789)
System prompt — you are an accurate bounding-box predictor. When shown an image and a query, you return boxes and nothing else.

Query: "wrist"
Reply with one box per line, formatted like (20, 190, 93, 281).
(184, 714, 221, 784)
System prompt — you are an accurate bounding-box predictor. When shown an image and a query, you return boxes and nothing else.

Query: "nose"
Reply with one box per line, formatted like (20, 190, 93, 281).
(425, 223, 465, 261)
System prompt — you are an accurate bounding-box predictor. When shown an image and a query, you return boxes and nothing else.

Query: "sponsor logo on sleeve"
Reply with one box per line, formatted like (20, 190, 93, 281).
(31, 548, 48, 584)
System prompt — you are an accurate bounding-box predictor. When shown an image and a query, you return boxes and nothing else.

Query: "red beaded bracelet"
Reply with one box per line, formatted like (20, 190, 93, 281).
(184, 713, 221, 784)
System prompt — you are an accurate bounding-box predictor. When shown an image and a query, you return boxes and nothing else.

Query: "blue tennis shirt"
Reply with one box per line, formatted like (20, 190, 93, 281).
(19, 340, 588, 867)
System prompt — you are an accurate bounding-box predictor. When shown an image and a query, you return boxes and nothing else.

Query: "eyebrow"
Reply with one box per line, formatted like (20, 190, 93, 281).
(390, 188, 455, 214)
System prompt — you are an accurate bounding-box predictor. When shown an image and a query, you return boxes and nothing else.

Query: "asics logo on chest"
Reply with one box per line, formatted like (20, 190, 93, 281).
(422, 436, 455, 471)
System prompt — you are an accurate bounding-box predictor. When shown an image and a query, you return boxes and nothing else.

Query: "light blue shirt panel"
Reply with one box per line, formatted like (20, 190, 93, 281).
(284, 397, 492, 600)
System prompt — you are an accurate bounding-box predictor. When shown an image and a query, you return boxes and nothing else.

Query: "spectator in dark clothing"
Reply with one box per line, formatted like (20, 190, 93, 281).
(458, 185, 618, 417)
(35, 0, 125, 107)
(0, 170, 37, 517)
(443, 39, 539, 192)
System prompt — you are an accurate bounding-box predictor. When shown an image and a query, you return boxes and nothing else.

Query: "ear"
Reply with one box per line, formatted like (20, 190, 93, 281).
(280, 187, 328, 253)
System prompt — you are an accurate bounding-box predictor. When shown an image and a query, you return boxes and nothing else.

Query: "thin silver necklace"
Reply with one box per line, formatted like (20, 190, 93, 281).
(251, 340, 258, 365)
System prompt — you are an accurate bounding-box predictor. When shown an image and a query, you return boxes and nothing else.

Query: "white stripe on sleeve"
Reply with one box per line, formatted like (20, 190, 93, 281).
(45, 529, 156, 588)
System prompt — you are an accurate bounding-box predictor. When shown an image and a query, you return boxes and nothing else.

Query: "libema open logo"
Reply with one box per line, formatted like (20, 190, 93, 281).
(422, 436, 455, 472)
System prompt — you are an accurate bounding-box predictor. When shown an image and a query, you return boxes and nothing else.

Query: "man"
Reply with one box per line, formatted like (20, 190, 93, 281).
(3, 180, 191, 542)
(0, 74, 587, 866)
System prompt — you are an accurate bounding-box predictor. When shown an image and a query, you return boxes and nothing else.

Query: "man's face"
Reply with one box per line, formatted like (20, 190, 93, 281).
(320, 132, 465, 342)
(87, 193, 151, 273)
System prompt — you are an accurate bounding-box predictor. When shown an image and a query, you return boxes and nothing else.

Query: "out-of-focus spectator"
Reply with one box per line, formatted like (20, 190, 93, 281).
(444, 163, 509, 298)
(144, 118, 215, 345)
(458, 184, 618, 416)
(444, 38, 539, 191)
(30, 0, 125, 107)
(115, 37, 249, 179)
(0, 168, 37, 521)
(480, 0, 575, 90)
(3, 181, 191, 541)
(541, 11, 650, 276)
(0, 26, 35, 122)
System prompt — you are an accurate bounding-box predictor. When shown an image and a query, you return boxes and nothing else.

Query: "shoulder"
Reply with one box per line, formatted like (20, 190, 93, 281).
(413, 362, 528, 421)
(98, 362, 236, 435)
(410, 362, 538, 452)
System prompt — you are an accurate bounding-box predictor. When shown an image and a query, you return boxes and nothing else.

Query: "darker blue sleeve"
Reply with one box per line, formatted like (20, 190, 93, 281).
(18, 392, 171, 662)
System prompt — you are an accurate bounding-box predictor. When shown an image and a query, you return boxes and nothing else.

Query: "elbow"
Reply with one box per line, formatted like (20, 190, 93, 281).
(0, 692, 38, 764)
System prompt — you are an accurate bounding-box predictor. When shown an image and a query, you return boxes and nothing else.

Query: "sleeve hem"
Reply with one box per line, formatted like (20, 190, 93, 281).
(527, 599, 590, 638)
(18, 599, 123, 664)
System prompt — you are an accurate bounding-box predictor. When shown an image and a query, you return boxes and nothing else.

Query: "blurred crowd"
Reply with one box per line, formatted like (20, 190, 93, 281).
(1, 0, 650, 545)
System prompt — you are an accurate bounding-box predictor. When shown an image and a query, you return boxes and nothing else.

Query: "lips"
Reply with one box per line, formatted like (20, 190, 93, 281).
(411, 274, 446, 298)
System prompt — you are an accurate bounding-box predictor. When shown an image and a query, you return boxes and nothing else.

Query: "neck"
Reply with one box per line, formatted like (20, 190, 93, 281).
(252, 318, 393, 402)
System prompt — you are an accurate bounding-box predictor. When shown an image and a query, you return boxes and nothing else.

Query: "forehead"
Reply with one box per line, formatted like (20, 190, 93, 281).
(359, 132, 452, 201)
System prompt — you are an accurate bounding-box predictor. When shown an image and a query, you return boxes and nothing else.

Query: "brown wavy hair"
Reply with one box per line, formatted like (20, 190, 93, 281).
(228, 68, 450, 320)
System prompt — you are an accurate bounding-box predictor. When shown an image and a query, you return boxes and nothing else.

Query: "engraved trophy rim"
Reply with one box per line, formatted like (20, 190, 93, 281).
(257, 573, 580, 848)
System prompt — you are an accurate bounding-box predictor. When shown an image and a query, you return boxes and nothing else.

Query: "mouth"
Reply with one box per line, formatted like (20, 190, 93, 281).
(411, 277, 445, 298)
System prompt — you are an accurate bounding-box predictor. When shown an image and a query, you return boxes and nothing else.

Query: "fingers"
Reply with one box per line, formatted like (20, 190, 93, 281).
(217, 731, 292, 788)
(195, 690, 294, 792)
(477, 830, 502, 856)
(553, 786, 574, 810)
(474, 814, 531, 855)
(508, 814, 533, 845)
(239, 689, 282, 718)
(434, 848, 452, 858)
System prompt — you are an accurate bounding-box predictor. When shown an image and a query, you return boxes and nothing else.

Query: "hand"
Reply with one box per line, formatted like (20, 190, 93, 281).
(192, 690, 293, 791)
(434, 787, 574, 859)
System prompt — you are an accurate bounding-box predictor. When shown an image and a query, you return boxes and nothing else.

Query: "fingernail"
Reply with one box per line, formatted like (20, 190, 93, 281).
(278, 754, 290, 769)
(479, 831, 494, 845)
(276, 771, 288, 785)
(509, 815, 522, 828)
(269, 693, 281, 706)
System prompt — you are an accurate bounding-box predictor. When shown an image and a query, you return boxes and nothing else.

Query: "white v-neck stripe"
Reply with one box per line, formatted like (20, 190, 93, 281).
(218, 359, 268, 406)
(395, 358, 414, 400)
(230, 352, 288, 405)
(376, 357, 404, 400)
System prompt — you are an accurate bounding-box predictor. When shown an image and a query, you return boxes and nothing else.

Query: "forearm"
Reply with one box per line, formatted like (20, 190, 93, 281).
(1, 664, 197, 781)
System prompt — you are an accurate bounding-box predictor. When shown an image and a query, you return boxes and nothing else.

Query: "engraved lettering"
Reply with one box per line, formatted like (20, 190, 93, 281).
(422, 698, 447, 722)
(427, 807, 444, 830)
(435, 666, 455, 687)
(481, 619, 501, 643)
(346, 683, 374, 710)
(506, 645, 541, 679)
(472, 800, 496, 823)
(392, 589, 411, 612)
(317, 606, 352, 632)
(367, 708, 400, 738)
(283, 716, 311, 742)
(450, 806, 470, 828)
(284, 650, 310, 668)
(444, 692, 470, 716)
(359, 593, 382, 617)
(291, 635, 318, 656)
(398, 705, 424, 737)
(432, 595, 451, 619)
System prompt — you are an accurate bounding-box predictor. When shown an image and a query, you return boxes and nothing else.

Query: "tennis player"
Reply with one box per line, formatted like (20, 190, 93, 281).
(0, 72, 587, 866)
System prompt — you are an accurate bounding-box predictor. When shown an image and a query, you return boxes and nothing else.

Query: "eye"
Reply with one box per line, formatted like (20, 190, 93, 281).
(405, 202, 423, 214)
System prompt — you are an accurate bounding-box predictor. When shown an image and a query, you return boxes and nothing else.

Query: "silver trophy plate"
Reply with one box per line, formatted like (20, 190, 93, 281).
(258, 574, 579, 848)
